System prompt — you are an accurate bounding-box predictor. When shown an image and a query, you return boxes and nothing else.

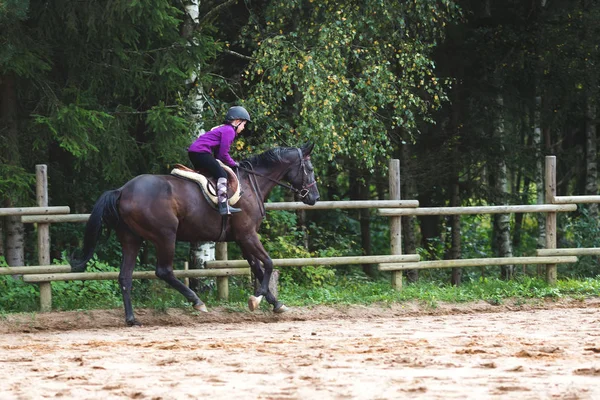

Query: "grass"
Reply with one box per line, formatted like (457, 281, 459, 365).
(276, 275, 600, 309)
(1, 274, 599, 314)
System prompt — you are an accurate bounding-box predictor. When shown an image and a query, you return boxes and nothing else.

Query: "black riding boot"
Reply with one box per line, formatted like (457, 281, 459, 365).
(217, 178, 241, 215)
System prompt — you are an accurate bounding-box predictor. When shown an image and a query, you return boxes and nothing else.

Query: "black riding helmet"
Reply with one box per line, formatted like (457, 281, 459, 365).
(225, 106, 251, 123)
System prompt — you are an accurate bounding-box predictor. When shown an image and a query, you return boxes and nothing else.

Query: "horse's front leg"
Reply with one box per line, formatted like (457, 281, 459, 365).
(240, 241, 287, 313)
(245, 254, 284, 311)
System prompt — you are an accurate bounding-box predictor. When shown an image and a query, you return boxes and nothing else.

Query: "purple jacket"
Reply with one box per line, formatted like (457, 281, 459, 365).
(188, 124, 237, 167)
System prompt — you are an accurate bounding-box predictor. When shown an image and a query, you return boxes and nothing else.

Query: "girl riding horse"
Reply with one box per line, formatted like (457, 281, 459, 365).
(188, 106, 251, 215)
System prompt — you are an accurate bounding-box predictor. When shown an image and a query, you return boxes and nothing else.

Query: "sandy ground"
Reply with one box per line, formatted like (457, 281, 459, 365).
(1, 298, 600, 399)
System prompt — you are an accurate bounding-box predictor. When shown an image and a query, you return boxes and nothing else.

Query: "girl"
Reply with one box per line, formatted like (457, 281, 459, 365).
(188, 106, 251, 215)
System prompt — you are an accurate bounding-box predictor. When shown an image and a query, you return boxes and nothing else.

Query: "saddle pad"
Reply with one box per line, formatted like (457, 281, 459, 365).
(171, 162, 241, 206)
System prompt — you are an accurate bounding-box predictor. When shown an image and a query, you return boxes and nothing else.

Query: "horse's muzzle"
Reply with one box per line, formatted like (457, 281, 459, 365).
(303, 194, 319, 206)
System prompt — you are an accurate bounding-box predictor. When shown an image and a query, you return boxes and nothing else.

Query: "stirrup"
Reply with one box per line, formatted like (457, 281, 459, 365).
(219, 201, 241, 215)
(228, 204, 242, 214)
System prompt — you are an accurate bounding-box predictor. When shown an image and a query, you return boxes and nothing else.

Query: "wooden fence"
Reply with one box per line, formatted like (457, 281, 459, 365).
(2, 156, 599, 311)
(1, 163, 421, 311)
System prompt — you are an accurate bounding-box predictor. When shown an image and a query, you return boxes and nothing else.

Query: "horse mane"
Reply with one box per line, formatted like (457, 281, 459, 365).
(243, 147, 296, 169)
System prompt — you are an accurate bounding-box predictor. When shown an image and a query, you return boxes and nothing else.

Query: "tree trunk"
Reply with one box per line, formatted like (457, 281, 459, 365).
(491, 95, 514, 279)
(448, 69, 463, 286)
(400, 142, 418, 283)
(449, 181, 462, 286)
(534, 96, 545, 250)
(183, 1, 215, 284)
(584, 0, 598, 217)
(584, 98, 597, 217)
(419, 213, 440, 258)
(183, 0, 205, 137)
(349, 167, 376, 277)
(188, 241, 215, 292)
(513, 123, 531, 253)
(1, 73, 25, 266)
(358, 181, 375, 277)
(3, 199, 25, 266)
(0, 219, 4, 259)
(375, 166, 386, 200)
(297, 208, 309, 250)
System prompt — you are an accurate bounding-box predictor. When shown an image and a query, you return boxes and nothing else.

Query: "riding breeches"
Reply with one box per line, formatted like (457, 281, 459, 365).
(188, 152, 227, 180)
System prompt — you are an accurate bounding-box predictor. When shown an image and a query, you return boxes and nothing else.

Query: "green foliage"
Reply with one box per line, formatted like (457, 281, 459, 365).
(0, 1, 50, 78)
(2, 0, 223, 205)
(0, 0, 29, 22)
(0, 256, 40, 312)
(240, 0, 461, 171)
(306, 211, 360, 253)
(33, 105, 108, 157)
(0, 164, 35, 204)
(50, 256, 122, 310)
(280, 275, 600, 308)
(262, 234, 335, 287)
(559, 209, 600, 278)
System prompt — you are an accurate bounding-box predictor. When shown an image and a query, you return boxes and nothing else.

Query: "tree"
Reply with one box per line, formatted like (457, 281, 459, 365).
(1, 0, 37, 265)
(240, 0, 460, 171)
(1, 0, 223, 264)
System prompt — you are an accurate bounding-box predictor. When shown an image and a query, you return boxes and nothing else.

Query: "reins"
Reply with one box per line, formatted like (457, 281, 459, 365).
(240, 162, 266, 217)
(236, 164, 303, 196)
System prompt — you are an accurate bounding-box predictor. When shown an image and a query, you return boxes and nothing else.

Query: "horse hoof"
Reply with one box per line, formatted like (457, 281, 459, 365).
(274, 304, 288, 314)
(248, 295, 264, 311)
(193, 304, 208, 313)
(126, 319, 142, 327)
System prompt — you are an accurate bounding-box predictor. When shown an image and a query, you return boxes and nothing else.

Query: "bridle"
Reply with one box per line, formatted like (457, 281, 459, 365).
(292, 148, 317, 198)
(237, 147, 317, 200)
(237, 148, 316, 218)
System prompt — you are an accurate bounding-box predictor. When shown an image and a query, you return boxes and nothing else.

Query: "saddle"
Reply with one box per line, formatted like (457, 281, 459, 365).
(171, 162, 242, 207)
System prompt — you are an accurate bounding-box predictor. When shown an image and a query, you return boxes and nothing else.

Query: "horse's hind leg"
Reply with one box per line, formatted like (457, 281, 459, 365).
(117, 229, 143, 326)
(154, 236, 207, 312)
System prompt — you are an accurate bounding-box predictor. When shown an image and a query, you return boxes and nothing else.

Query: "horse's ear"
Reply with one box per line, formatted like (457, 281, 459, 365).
(302, 142, 314, 157)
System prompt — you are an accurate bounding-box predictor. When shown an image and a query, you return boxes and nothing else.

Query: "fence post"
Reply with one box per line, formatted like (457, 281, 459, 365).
(36, 165, 52, 311)
(389, 159, 403, 290)
(545, 156, 557, 285)
(216, 242, 228, 300)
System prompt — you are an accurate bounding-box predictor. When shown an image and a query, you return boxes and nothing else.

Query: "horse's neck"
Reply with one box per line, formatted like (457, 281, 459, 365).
(245, 164, 288, 202)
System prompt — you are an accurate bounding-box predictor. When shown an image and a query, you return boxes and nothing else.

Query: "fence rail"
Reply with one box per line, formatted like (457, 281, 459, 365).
(552, 195, 600, 204)
(0, 206, 70, 217)
(378, 204, 577, 216)
(22, 214, 91, 223)
(0, 265, 71, 275)
(22, 268, 250, 283)
(263, 200, 419, 210)
(21, 201, 421, 223)
(378, 256, 578, 271)
(537, 248, 600, 257)
(206, 254, 420, 268)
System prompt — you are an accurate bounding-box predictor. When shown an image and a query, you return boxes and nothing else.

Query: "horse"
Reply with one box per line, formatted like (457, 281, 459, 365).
(69, 143, 320, 326)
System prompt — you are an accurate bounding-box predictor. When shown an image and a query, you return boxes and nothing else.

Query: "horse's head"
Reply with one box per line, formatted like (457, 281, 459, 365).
(286, 142, 320, 205)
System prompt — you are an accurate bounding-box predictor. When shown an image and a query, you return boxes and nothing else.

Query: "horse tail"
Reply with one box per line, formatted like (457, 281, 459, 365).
(69, 189, 121, 272)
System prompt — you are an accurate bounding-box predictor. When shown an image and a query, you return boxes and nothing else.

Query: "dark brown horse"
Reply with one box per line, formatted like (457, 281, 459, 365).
(69, 143, 320, 326)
